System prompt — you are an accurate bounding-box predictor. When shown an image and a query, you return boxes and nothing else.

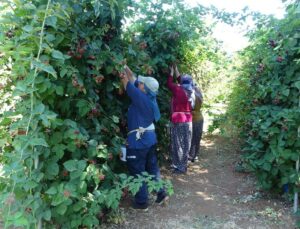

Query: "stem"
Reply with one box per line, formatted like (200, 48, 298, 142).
(5, 0, 52, 228)
(71, 98, 94, 107)
(294, 90, 300, 214)
(294, 158, 299, 213)
(26, 0, 52, 134)
(37, 219, 42, 229)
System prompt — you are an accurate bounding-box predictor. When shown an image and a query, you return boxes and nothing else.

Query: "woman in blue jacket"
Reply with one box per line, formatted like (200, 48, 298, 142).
(119, 65, 168, 211)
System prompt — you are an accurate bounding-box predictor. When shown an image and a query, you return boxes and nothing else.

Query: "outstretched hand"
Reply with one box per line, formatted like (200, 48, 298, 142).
(174, 65, 180, 78)
(123, 65, 136, 83)
(119, 71, 126, 79)
(119, 71, 129, 89)
(124, 65, 133, 77)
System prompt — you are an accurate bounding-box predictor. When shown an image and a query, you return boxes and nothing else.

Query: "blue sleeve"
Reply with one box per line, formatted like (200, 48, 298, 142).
(126, 82, 148, 109)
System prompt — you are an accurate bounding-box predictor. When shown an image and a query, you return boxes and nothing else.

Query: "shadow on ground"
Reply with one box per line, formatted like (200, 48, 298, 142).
(103, 135, 295, 229)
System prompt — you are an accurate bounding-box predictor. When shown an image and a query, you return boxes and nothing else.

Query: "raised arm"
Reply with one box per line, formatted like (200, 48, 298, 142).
(174, 65, 181, 83)
(166, 65, 177, 93)
(124, 65, 136, 83)
(119, 70, 146, 109)
(119, 71, 129, 89)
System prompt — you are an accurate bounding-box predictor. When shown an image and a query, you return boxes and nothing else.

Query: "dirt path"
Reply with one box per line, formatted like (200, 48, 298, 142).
(104, 135, 296, 229)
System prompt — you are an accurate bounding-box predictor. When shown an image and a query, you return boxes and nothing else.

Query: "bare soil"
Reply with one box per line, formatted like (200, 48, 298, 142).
(104, 135, 296, 229)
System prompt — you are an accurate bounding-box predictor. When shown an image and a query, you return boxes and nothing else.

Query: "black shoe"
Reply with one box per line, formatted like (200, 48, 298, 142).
(189, 156, 199, 163)
(168, 164, 176, 170)
(155, 193, 169, 205)
(131, 202, 148, 211)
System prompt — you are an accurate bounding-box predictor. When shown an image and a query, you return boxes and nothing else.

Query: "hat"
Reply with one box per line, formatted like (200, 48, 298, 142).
(137, 75, 159, 93)
(180, 74, 193, 85)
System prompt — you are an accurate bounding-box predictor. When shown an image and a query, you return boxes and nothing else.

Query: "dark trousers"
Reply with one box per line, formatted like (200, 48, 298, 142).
(126, 145, 165, 205)
(189, 119, 204, 160)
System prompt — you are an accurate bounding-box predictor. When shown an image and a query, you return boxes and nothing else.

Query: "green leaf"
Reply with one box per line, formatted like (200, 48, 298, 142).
(32, 60, 57, 78)
(45, 16, 57, 28)
(55, 86, 64, 95)
(33, 103, 45, 114)
(22, 25, 33, 33)
(64, 119, 78, 128)
(15, 217, 29, 227)
(15, 81, 29, 92)
(52, 144, 66, 159)
(71, 219, 82, 228)
(46, 186, 57, 195)
(40, 111, 57, 127)
(52, 50, 65, 60)
(281, 149, 292, 159)
(291, 153, 299, 161)
(264, 152, 275, 162)
(73, 200, 86, 211)
(294, 81, 300, 90)
(24, 3, 36, 10)
(23, 180, 38, 191)
(55, 204, 67, 215)
(51, 194, 64, 206)
(77, 160, 87, 171)
(271, 167, 278, 176)
(43, 210, 51, 221)
(50, 132, 63, 144)
(78, 181, 87, 194)
(119, 173, 128, 180)
(112, 115, 119, 123)
(0, 117, 12, 126)
(46, 162, 59, 176)
(93, 0, 101, 17)
(60, 68, 68, 77)
(30, 138, 48, 147)
(76, 100, 91, 117)
(64, 160, 77, 172)
(262, 163, 271, 171)
(282, 89, 290, 97)
(280, 177, 289, 186)
(128, 45, 136, 56)
(106, 66, 114, 74)
(70, 170, 81, 179)
(45, 34, 56, 42)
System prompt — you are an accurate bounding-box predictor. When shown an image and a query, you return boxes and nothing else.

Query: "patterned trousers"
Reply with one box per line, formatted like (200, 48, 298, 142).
(170, 122, 192, 172)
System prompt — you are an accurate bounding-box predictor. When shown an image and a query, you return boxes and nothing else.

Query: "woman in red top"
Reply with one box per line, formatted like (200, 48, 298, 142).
(167, 66, 194, 174)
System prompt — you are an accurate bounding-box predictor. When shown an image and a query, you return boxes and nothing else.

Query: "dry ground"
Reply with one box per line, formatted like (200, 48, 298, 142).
(104, 135, 296, 229)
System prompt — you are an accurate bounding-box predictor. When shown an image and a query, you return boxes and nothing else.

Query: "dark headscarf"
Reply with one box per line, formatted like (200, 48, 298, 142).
(180, 74, 195, 108)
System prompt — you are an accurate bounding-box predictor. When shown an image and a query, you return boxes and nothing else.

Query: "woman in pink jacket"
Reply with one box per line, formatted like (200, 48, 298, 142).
(167, 66, 194, 174)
